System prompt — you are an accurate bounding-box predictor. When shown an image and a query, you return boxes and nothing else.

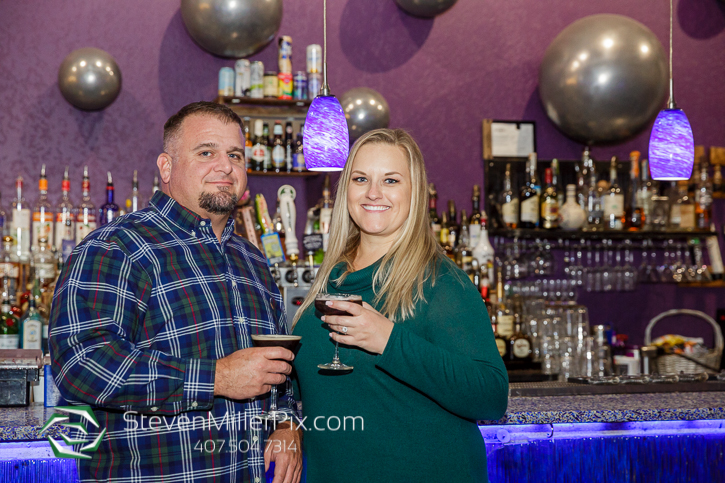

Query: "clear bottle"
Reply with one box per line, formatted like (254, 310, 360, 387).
(243, 117, 253, 172)
(10, 175, 31, 261)
(0, 236, 20, 302)
(695, 162, 713, 229)
(576, 147, 591, 212)
(560, 184, 586, 231)
(520, 154, 540, 229)
(0, 276, 19, 349)
(129, 170, 142, 212)
(54, 167, 75, 258)
(639, 159, 657, 228)
(428, 183, 441, 241)
(671, 180, 696, 229)
(469, 185, 482, 247)
(625, 151, 643, 231)
(500, 163, 519, 229)
(285, 119, 294, 173)
(100, 172, 120, 226)
(272, 121, 285, 172)
(75, 166, 97, 243)
(20, 279, 44, 351)
(604, 156, 624, 230)
(33, 237, 56, 293)
(252, 119, 266, 172)
(32, 164, 54, 251)
(472, 214, 495, 282)
(541, 168, 559, 230)
(586, 157, 603, 229)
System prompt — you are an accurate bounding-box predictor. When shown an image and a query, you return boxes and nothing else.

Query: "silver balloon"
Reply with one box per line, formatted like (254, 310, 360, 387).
(341, 88, 391, 142)
(395, 0, 458, 18)
(181, 0, 282, 58)
(58, 48, 122, 111)
(539, 14, 668, 145)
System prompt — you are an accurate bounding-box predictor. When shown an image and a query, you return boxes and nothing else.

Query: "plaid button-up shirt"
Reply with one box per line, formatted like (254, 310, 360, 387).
(50, 190, 294, 483)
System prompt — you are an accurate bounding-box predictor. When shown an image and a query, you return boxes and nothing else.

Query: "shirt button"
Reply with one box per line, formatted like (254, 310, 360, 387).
(191, 402, 198, 408)
(151, 407, 158, 412)
(252, 436, 259, 442)
(190, 231, 195, 237)
(255, 478, 260, 483)
(200, 221, 206, 226)
(231, 280, 237, 287)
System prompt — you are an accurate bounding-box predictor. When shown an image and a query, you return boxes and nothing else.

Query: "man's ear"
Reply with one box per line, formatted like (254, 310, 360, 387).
(157, 153, 172, 184)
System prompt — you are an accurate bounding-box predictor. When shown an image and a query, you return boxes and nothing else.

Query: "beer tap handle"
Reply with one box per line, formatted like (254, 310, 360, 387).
(278, 185, 299, 260)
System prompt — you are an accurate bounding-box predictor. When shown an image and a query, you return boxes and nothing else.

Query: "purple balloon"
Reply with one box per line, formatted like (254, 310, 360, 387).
(648, 108, 695, 180)
(304, 96, 350, 171)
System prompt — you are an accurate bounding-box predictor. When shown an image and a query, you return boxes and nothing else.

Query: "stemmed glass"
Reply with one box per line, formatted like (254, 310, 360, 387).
(250, 334, 302, 423)
(316, 293, 362, 371)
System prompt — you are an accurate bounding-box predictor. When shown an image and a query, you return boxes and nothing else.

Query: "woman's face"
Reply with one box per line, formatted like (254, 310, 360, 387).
(347, 143, 412, 246)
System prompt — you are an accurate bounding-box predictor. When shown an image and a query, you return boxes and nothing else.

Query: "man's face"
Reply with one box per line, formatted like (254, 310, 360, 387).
(159, 114, 247, 219)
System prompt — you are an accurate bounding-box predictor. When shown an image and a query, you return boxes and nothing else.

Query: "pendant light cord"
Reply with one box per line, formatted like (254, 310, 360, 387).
(668, 0, 676, 108)
(321, 0, 330, 96)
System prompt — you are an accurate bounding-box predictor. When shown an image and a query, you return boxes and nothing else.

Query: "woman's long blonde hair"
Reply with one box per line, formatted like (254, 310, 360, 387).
(292, 128, 442, 326)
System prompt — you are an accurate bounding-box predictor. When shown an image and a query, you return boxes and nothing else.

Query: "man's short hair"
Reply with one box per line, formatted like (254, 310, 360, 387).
(163, 101, 244, 155)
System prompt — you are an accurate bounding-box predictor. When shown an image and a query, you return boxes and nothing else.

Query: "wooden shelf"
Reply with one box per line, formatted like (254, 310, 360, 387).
(214, 96, 310, 119)
(677, 280, 725, 288)
(490, 228, 715, 240)
(247, 170, 319, 178)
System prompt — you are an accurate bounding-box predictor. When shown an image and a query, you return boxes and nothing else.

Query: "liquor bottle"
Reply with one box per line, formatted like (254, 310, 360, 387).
(54, 167, 75, 259)
(34, 236, 57, 293)
(252, 119, 266, 172)
(639, 159, 657, 229)
(292, 129, 306, 172)
(576, 147, 591, 212)
(671, 180, 696, 229)
(285, 119, 294, 173)
(272, 121, 285, 172)
(586, 157, 603, 229)
(440, 211, 450, 251)
(625, 152, 643, 231)
(262, 122, 272, 172)
(129, 170, 142, 213)
(243, 116, 253, 172)
(76, 166, 97, 243)
(713, 165, 723, 194)
(10, 175, 31, 261)
(454, 214, 473, 271)
(19, 279, 43, 351)
(695, 162, 713, 229)
(508, 315, 533, 365)
(428, 183, 441, 241)
(520, 154, 540, 229)
(447, 200, 459, 250)
(0, 276, 19, 349)
(0, 236, 19, 302)
(469, 185, 482, 247)
(560, 184, 586, 231)
(30, 165, 53, 252)
(500, 163, 519, 229)
(492, 316, 508, 359)
(320, 175, 333, 251)
(480, 268, 493, 315)
(689, 146, 704, 197)
(529, 153, 541, 195)
(100, 172, 120, 226)
(541, 168, 559, 230)
(604, 156, 624, 230)
(551, 159, 563, 209)
(472, 215, 495, 282)
(494, 269, 514, 339)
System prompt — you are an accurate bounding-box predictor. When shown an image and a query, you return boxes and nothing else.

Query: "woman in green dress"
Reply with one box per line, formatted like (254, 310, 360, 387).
(292, 128, 508, 482)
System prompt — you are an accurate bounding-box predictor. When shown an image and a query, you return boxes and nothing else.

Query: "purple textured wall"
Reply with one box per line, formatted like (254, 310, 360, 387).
(1, 0, 724, 345)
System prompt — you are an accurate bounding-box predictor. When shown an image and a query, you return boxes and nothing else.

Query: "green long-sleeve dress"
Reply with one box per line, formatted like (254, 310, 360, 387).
(292, 255, 508, 482)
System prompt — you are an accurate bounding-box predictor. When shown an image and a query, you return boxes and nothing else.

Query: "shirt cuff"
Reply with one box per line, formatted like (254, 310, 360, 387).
(183, 358, 216, 411)
(375, 323, 403, 368)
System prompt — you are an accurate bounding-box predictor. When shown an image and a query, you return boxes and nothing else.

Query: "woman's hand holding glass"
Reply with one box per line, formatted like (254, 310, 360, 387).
(322, 300, 395, 355)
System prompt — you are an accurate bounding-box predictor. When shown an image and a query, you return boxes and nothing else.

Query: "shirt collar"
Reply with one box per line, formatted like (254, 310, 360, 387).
(149, 190, 236, 244)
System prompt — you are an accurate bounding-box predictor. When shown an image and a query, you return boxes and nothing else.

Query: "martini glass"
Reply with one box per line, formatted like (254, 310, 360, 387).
(316, 293, 362, 371)
(250, 334, 301, 423)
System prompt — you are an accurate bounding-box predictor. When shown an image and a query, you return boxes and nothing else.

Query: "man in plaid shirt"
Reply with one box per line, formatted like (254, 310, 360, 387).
(50, 102, 302, 483)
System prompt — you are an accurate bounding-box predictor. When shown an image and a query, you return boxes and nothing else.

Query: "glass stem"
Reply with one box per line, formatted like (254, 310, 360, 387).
(332, 338, 341, 363)
(270, 385, 278, 412)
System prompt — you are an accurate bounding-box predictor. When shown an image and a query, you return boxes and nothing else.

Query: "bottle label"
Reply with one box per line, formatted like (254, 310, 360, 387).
(252, 144, 266, 166)
(603, 194, 625, 217)
(520, 197, 540, 223)
(36, 263, 56, 280)
(22, 319, 42, 350)
(0, 262, 19, 279)
(680, 205, 696, 229)
(497, 315, 514, 338)
(55, 218, 75, 252)
(272, 145, 286, 168)
(541, 199, 559, 221)
(670, 204, 681, 226)
(502, 200, 519, 224)
(431, 223, 441, 239)
(469, 224, 481, 246)
(495, 338, 507, 357)
(0, 334, 19, 349)
(32, 213, 54, 248)
(12, 209, 31, 230)
(264, 147, 272, 170)
(513, 338, 531, 358)
(75, 212, 97, 243)
(245, 145, 253, 169)
(292, 152, 306, 171)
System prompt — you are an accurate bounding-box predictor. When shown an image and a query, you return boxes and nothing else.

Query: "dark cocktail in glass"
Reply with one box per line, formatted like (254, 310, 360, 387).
(315, 293, 362, 371)
(251, 334, 301, 423)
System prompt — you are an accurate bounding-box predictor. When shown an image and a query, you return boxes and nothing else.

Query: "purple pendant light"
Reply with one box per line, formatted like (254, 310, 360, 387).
(303, 0, 350, 171)
(648, 0, 694, 181)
